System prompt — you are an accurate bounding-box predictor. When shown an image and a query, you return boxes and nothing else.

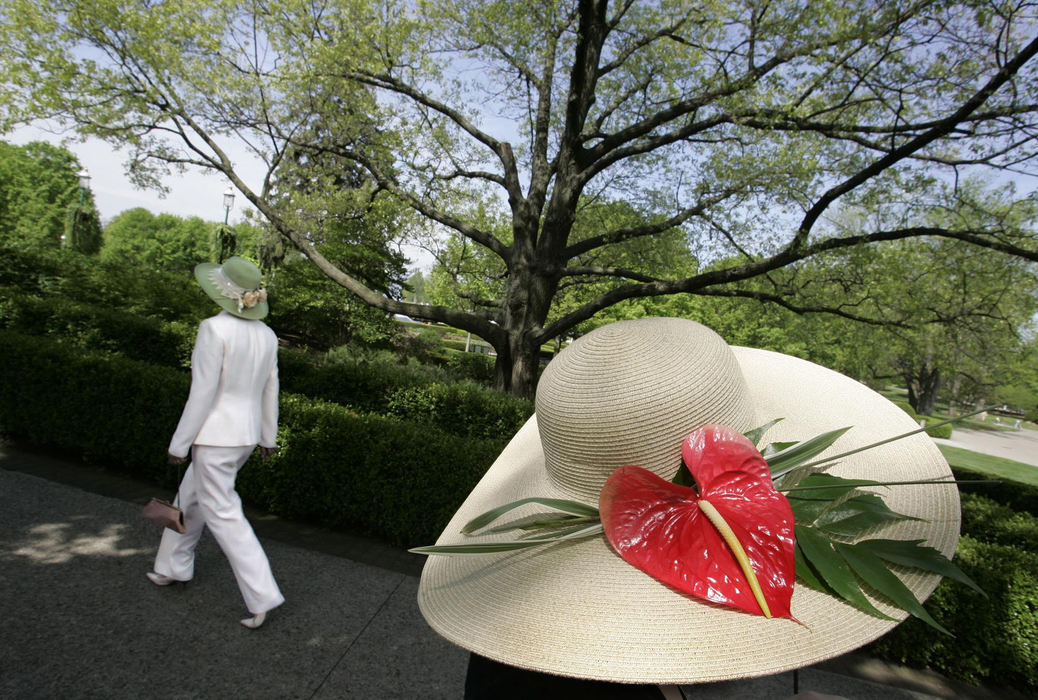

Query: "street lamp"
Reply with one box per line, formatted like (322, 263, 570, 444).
(77, 169, 91, 205)
(222, 186, 235, 224)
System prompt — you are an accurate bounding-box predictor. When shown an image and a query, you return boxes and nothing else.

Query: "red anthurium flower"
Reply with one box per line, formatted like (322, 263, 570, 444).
(599, 424, 796, 619)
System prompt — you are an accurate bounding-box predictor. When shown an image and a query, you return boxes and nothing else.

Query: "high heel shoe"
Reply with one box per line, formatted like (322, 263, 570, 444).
(240, 611, 267, 629)
(146, 572, 181, 586)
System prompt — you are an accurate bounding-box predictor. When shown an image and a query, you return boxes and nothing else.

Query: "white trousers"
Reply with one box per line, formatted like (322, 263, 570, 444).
(153, 445, 284, 615)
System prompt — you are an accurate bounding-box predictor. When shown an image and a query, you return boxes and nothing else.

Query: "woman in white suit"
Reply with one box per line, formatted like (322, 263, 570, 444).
(147, 256, 284, 630)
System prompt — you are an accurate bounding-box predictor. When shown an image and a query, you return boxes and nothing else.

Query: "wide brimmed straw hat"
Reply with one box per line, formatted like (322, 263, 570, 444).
(194, 256, 269, 320)
(417, 317, 960, 684)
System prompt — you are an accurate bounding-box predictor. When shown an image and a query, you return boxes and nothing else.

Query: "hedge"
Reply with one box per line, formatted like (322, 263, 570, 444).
(867, 535, 1038, 693)
(953, 465, 1038, 517)
(0, 290, 532, 442)
(279, 347, 533, 440)
(0, 289, 195, 368)
(0, 330, 503, 546)
(960, 491, 1038, 552)
(236, 394, 502, 546)
(892, 399, 953, 439)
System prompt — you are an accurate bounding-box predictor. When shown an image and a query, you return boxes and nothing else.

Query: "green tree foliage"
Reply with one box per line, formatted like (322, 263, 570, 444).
(265, 251, 400, 349)
(0, 140, 94, 248)
(65, 203, 102, 254)
(404, 270, 429, 305)
(100, 208, 212, 275)
(770, 181, 1038, 415)
(3, 1, 1037, 397)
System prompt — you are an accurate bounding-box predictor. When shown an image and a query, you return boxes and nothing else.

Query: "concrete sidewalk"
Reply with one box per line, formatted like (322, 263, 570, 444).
(0, 442, 1017, 699)
(932, 426, 1038, 467)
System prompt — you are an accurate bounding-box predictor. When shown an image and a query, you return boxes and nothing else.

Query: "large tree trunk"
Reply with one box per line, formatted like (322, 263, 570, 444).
(906, 367, 942, 416)
(491, 329, 546, 399)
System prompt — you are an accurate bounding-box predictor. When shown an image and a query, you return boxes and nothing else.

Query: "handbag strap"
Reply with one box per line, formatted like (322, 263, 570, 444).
(169, 460, 186, 503)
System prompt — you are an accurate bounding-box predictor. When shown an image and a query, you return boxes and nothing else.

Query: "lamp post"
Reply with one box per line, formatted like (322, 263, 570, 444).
(77, 169, 91, 205)
(222, 186, 235, 224)
(63, 169, 92, 248)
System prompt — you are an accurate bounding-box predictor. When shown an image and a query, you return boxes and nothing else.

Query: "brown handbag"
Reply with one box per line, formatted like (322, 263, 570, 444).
(142, 462, 187, 533)
(142, 497, 187, 533)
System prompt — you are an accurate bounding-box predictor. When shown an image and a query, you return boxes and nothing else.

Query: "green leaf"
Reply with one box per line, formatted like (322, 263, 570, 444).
(768, 426, 852, 478)
(852, 539, 984, 594)
(410, 523, 604, 555)
(762, 440, 798, 458)
(523, 522, 604, 541)
(795, 525, 894, 621)
(784, 473, 884, 499)
(744, 418, 783, 448)
(787, 473, 884, 524)
(672, 463, 694, 487)
(815, 493, 919, 537)
(794, 542, 832, 594)
(835, 541, 951, 635)
(461, 497, 599, 534)
(410, 540, 556, 555)
(788, 494, 835, 524)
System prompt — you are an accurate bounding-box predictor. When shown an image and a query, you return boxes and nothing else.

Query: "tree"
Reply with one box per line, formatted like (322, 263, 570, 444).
(4, 0, 1038, 397)
(264, 250, 400, 349)
(741, 180, 1038, 414)
(101, 208, 213, 275)
(0, 140, 93, 248)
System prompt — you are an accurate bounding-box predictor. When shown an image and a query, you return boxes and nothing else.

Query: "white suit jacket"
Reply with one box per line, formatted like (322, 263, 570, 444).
(168, 311, 279, 458)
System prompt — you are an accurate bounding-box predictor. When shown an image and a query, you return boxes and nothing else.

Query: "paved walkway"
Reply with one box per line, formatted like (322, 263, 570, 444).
(933, 426, 1038, 467)
(0, 441, 1024, 699)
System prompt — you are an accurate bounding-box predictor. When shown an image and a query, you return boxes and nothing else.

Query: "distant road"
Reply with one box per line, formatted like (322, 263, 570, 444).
(932, 427, 1038, 468)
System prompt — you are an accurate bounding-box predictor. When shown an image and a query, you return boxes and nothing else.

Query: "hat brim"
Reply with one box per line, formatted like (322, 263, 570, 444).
(194, 262, 268, 320)
(417, 347, 959, 684)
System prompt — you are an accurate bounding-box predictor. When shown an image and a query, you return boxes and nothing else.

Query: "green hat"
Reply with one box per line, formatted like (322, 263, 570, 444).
(194, 256, 269, 320)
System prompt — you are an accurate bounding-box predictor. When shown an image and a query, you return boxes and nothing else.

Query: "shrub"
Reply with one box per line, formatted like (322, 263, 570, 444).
(385, 380, 533, 440)
(0, 240, 210, 323)
(867, 535, 1038, 693)
(0, 330, 187, 484)
(892, 400, 917, 420)
(953, 466, 1038, 517)
(444, 349, 496, 384)
(889, 400, 952, 438)
(281, 345, 532, 438)
(0, 291, 195, 367)
(236, 395, 504, 547)
(960, 492, 1038, 552)
(920, 415, 953, 439)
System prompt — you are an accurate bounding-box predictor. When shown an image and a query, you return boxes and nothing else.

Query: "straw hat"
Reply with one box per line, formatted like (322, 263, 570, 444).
(194, 256, 269, 320)
(417, 317, 959, 684)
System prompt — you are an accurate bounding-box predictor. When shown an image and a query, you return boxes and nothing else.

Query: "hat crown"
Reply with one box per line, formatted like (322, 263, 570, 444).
(221, 256, 262, 290)
(535, 318, 756, 501)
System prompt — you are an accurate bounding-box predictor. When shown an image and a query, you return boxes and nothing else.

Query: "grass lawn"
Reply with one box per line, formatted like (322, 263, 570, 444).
(937, 444, 1038, 488)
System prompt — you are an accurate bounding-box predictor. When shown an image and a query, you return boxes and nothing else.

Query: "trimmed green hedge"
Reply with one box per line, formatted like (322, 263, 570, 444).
(953, 465, 1038, 517)
(236, 395, 501, 546)
(960, 491, 1038, 552)
(0, 330, 501, 546)
(279, 348, 533, 440)
(0, 289, 195, 367)
(867, 535, 1038, 692)
(865, 489, 1038, 692)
